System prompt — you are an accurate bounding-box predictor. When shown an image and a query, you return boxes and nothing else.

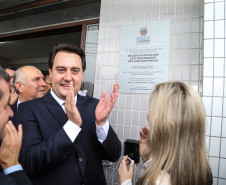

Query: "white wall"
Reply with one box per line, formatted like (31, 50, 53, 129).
(95, 0, 206, 184)
(203, 1, 226, 185)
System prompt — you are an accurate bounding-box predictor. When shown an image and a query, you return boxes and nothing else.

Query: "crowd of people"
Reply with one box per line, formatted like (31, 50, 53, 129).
(0, 43, 212, 185)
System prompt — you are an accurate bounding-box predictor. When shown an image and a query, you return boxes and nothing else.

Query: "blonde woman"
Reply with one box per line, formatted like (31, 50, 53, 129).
(118, 81, 212, 185)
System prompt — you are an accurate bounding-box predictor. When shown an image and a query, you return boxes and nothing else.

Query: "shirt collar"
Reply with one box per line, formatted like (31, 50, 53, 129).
(17, 99, 21, 108)
(50, 89, 77, 105)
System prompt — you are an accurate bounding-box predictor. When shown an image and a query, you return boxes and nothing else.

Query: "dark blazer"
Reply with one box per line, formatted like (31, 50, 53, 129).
(0, 170, 32, 185)
(17, 91, 121, 185)
(10, 100, 18, 126)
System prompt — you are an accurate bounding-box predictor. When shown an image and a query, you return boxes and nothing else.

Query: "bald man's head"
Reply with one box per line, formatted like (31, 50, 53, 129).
(14, 66, 46, 102)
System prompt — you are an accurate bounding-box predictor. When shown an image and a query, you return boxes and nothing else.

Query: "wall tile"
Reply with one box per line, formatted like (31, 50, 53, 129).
(140, 95, 148, 111)
(203, 58, 213, 77)
(211, 117, 222, 137)
(191, 33, 200, 48)
(139, 111, 147, 127)
(133, 94, 141, 111)
(125, 111, 132, 126)
(191, 65, 199, 81)
(126, 95, 133, 110)
(206, 136, 210, 151)
(118, 110, 125, 124)
(108, 52, 116, 65)
(204, 3, 214, 21)
(132, 111, 140, 126)
(209, 137, 221, 157)
(215, 20, 224, 38)
(218, 179, 226, 185)
(222, 118, 226, 137)
(204, 21, 214, 39)
(203, 77, 213, 96)
(202, 97, 212, 116)
(206, 116, 211, 136)
(213, 78, 224, 97)
(215, 2, 224, 20)
(111, 109, 118, 124)
(191, 49, 200, 64)
(131, 126, 139, 140)
(209, 157, 219, 177)
(212, 97, 223, 117)
(220, 138, 226, 158)
(119, 95, 126, 110)
(117, 125, 124, 140)
(124, 125, 131, 140)
(219, 158, 226, 178)
(214, 39, 224, 57)
(192, 2, 201, 17)
(204, 39, 214, 57)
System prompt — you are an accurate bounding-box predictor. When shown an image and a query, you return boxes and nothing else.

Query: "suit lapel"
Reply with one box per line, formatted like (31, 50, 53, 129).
(76, 94, 87, 127)
(43, 91, 68, 126)
(10, 100, 18, 124)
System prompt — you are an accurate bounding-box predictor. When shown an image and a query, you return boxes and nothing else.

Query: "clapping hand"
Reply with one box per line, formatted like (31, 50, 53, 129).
(139, 126, 151, 162)
(64, 81, 82, 127)
(0, 121, 22, 169)
(95, 84, 119, 126)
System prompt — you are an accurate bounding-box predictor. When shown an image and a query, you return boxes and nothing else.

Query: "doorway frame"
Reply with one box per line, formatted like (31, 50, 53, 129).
(0, 18, 99, 51)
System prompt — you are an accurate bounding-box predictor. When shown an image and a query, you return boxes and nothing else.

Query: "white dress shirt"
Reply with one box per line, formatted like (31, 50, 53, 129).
(50, 89, 109, 143)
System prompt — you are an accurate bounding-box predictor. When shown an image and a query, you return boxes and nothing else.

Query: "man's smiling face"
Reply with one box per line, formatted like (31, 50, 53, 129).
(49, 51, 83, 100)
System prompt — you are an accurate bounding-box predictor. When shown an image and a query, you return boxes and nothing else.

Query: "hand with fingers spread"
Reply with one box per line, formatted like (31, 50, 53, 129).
(118, 155, 134, 184)
(95, 84, 119, 126)
(139, 126, 151, 163)
(0, 121, 23, 169)
(64, 81, 82, 127)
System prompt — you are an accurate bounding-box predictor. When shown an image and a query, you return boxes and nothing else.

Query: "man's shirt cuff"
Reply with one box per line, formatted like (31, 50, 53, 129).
(4, 164, 23, 175)
(121, 179, 132, 185)
(96, 120, 109, 143)
(63, 120, 81, 142)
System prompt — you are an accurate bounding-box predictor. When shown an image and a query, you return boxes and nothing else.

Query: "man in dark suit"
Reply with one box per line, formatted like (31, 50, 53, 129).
(0, 66, 32, 185)
(10, 66, 46, 125)
(4, 66, 18, 106)
(18, 43, 121, 185)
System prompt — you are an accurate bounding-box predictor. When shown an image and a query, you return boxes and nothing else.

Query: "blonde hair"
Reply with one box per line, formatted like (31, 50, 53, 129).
(137, 81, 211, 185)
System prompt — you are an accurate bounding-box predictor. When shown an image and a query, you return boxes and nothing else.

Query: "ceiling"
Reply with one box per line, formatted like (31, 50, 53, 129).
(0, 0, 37, 10)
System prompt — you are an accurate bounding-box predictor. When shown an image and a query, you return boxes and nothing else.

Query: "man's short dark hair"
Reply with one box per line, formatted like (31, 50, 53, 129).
(0, 66, 10, 100)
(4, 65, 17, 71)
(48, 43, 86, 72)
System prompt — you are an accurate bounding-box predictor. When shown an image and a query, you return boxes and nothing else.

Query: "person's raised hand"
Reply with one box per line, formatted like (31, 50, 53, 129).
(9, 88, 18, 105)
(95, 84, 119, 126)
(139, 126, 151, 162)
(118, 155, 134, 184)
(64, 81, 82, 127)
(0, 121, 22, 169)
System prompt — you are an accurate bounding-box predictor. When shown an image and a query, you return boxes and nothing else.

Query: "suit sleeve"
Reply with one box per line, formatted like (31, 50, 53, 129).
(0, 170, 32, 185)
(100, 125, 122, 162)
(8, 170, 33, 185)
(18, 103, 75, 178)
(85, 97, 121, 162)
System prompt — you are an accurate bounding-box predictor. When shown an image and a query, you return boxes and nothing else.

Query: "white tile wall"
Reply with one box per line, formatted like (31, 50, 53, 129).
(96, 0, 226, 184)
(203, 1, 226, 184)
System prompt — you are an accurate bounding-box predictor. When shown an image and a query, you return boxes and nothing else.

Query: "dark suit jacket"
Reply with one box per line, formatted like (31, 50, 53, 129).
(10, 101, 18, 127)
(0, 170, 32, 185)
(17, 92, 121, 185)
